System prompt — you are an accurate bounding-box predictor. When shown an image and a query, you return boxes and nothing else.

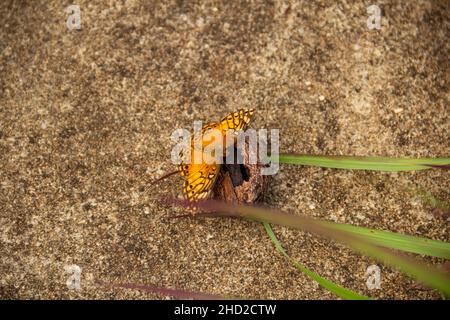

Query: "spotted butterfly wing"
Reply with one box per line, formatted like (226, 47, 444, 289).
(178, 109, 255, 202)
(181, 163, 220, 201)
(178, 122, 222, 201)
(220, 108, 255, 132)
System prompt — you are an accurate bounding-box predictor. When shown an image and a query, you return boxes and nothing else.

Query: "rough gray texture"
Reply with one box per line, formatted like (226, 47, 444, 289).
(0, 0, 448, 299)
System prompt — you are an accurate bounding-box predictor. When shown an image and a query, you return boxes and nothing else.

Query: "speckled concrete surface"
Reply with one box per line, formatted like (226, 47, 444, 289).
(0, 0, 449, 299)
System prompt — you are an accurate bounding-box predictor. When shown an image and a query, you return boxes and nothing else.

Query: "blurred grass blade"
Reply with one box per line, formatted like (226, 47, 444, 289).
(411, 187, 450, 217)
(263, 222, 370, 300)
(318, 221, 450, 259)
(269, 154, 450, 171)
(427, 164, 450, 170)
(174, 200, 450, 296)
(96, 280, 231, 300)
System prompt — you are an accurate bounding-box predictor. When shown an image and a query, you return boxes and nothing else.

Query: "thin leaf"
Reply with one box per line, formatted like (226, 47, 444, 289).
(263, 222, 370, 300)
(317, 221, 450, 259)
(268, 154, 450, 171)
(96, 280, 231, 300)
(426, 164, 450, 170)
(172, 200, 450, 296)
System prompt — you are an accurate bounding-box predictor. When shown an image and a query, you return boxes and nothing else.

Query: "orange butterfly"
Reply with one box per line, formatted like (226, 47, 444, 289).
(178, 109, 255, 201)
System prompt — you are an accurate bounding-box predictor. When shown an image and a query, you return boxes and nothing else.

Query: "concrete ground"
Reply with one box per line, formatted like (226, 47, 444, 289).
(0, 0, 449, 299)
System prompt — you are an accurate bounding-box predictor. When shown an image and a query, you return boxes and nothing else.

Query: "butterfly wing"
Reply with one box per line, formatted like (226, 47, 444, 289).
(178, 109, 256, 202)
(182, 163, 220, 201)
(178, 122, 220, 176)
(220, 108, 255, 132)
(179, 122, 222, 201)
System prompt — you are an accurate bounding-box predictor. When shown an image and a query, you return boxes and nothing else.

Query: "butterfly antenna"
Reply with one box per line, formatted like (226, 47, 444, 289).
(153, 170, 179, 184)
(168, 213, 192, 219)
(249, 109, 260, 124)
(168, 211, 216, 219)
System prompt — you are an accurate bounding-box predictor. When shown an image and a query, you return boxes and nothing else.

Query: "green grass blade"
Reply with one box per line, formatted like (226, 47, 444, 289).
(344, 240, 450, 298)
(179, 200, 450, 296)
(269, 154, 450, 171)
(263, 222, 370, 300)
(318, 221, 450, 259)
